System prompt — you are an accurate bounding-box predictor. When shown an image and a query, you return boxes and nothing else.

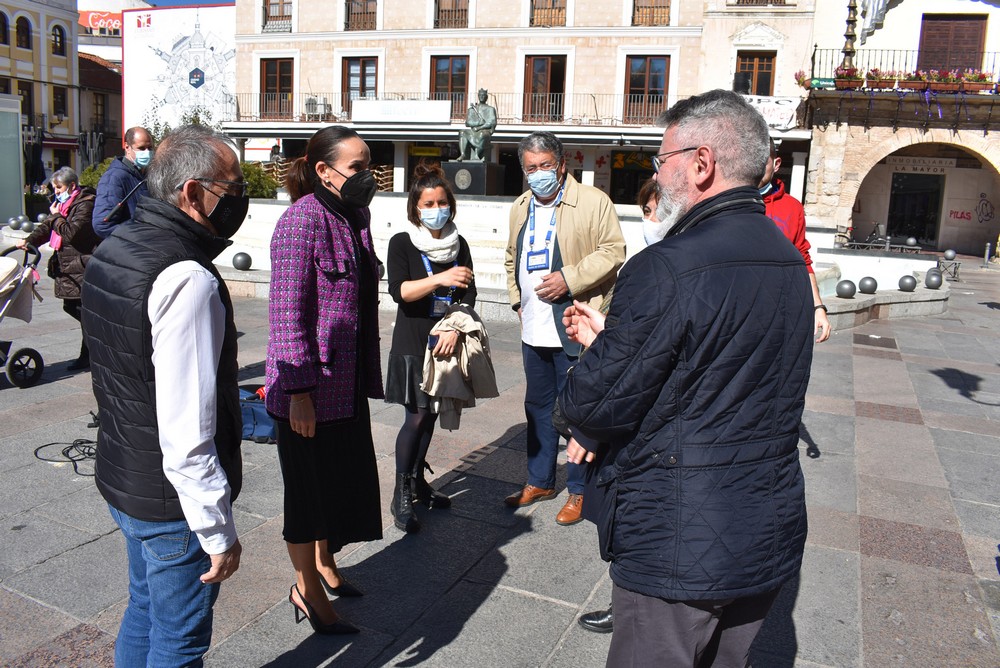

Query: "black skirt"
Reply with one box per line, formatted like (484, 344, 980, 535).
(384, 353, 431, 410)
(276, 399, 383, 551)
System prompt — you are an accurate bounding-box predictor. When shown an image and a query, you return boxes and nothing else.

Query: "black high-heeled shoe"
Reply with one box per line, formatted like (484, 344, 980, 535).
(320, 574, 364, 598)
(289, 584, 359, 635)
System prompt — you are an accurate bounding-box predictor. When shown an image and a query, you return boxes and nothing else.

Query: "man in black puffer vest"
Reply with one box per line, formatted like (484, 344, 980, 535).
(82, 125, 250, 667)
(560, 90, 814, 667)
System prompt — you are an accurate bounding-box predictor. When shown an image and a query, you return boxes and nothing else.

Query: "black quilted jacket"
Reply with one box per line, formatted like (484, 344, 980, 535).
(560, 187, 814, 601)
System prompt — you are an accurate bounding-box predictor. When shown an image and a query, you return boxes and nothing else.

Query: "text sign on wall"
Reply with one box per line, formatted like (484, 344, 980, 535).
(79, 11, 122, 31)
(885, 156, 956, 173)
(742, 95, 800, 130)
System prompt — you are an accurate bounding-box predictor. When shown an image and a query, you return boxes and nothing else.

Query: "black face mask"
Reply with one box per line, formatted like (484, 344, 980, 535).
(332, 168, 377, 208)
(207, 192, 250, 239)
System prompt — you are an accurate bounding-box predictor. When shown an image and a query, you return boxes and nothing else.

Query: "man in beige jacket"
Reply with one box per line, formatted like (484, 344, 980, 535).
(503, 131, 625, 525)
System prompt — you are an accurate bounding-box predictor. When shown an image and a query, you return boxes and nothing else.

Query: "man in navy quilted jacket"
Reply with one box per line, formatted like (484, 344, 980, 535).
(560, 89, 813, 667)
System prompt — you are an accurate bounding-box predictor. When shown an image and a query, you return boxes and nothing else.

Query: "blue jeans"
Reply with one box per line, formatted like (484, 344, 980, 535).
(109, 505, 219, 668)
(522, 343, 585, 495)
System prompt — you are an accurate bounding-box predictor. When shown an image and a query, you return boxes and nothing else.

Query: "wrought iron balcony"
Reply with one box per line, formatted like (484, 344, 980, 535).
(228, 92, 671, 127)
(810, 48, 1000, 85)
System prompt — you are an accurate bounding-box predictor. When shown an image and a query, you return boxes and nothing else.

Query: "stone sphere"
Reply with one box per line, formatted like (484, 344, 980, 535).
(7, 217, 17, 229)
(19, 220, 33, 233)
(905, 237, 918, 246)
(858, 276, 878, 294)
(16, 214, 27, 224)
(836, 280, 857, 299)
(944, 249, 957, 261)
(36, 213, 47, 222)
(232, 252, 252, 271)
(898, 275, 917, 292)
(833, 242, 844, 249)
(924, 271, 943, 289)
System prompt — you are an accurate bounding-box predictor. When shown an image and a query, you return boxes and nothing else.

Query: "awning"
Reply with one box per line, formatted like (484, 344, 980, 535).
(43, 137, 80, 149)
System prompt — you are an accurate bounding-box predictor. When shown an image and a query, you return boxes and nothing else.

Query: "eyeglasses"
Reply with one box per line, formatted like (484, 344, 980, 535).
(652, 147, 698, 173)
(177, 178, 249, 197)
(523, 161, 559, 175)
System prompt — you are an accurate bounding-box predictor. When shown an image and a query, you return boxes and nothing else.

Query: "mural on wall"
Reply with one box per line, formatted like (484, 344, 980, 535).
(122, 6, 236, 132)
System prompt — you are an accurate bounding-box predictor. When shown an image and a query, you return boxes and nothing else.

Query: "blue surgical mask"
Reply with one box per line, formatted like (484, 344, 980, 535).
(55, 190, 70, 203)
(419, 206, 450, 230)
(527, 169, 561, 199)
(759, 181, 773, 196)
(134, 149, 152, 168)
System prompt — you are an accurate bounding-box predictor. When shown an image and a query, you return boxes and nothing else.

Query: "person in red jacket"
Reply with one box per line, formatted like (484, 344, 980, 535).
(760, 141, 831, 342)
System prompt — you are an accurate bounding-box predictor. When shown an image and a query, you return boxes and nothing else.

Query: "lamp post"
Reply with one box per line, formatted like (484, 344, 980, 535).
(841, 0, 858, 70)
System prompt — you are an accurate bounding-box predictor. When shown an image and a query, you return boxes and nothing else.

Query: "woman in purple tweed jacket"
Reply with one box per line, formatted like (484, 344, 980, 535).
(265, 126, 383, 636)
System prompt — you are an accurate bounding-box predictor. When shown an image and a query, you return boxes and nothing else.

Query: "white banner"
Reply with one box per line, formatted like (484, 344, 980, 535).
(122, 6, 236, 133)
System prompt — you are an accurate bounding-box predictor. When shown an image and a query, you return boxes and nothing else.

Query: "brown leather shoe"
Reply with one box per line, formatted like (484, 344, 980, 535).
(555, 493, 584, 525)
(504, 484, 557, 508)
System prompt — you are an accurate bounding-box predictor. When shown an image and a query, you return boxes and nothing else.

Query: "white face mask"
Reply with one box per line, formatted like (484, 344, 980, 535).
(642, 217, 670, 246)
(419, 206, 450, 230)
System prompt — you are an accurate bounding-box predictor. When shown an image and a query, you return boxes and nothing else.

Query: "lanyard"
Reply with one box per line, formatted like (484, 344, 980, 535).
(421, 254, 458, 298)
(527, 188, 563, 250)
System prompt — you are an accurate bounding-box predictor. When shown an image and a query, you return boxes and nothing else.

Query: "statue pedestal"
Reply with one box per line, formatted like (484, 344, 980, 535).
(443, 161, 505, 196)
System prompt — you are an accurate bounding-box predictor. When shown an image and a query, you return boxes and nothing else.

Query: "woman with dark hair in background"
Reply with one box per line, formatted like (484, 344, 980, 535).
(265, 125, 383, 635)
(18, 166, 99, 370)
(384, 162, 475, 533)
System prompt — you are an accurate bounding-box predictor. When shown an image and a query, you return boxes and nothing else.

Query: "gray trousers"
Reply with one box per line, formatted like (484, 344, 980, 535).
(605, 583, 780, 668)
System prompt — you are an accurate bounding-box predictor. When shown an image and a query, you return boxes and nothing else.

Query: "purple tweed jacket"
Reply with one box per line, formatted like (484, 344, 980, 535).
(265, 194, 384, 423)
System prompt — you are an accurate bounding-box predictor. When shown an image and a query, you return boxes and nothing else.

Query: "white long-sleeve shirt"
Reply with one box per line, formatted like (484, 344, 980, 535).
(148, 260, 237, 555)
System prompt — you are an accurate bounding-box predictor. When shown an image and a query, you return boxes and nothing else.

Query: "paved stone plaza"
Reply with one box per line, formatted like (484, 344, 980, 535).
(2, 260, 1000, 667)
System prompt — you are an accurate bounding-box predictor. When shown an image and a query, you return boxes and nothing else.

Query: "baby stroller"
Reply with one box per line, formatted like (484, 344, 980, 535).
(0, 245, 45, 388)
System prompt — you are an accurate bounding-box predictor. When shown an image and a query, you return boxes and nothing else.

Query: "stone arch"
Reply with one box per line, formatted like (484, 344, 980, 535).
(812, 126, 1000, 231)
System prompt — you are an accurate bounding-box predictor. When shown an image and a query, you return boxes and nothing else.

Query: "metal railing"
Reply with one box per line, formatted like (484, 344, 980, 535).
(435, 4, 468, 28)
(530, 1, 566, 27)
(229, 91, 671, 126)
(632, 0, 670, 25)
(811, 48, 1000, 81)
(731, 0, 788, 5)
(345, 3, 376, 31)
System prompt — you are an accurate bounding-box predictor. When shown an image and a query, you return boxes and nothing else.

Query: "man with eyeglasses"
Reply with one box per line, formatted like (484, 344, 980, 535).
(81, 125, 250, 666)
(503, 130, 625, 526)
(559, 90, 813, 666)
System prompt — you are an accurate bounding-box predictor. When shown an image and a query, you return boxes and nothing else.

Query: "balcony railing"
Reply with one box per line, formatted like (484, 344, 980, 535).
(811, 48, 1000, 82)
(435, 6, 467, 28)
(633, 0, 670, 26)
(229, 92, 672, 126)
(262, 10, 292, 32)
(731, 0, 788, 5)
(530, 3, 566, 27)
(345, 10, 376, 30)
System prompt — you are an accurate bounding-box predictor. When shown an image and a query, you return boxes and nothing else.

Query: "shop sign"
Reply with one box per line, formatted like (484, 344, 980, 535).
(410, 146, 441, 156)
(79, 11, 122, 31)
(885, 156, 956, 173)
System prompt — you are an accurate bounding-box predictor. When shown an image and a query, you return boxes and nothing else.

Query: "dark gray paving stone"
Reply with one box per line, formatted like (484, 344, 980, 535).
(442, 472, 545, 529)
(799, 410, 854, 457)
(233, 460, 286, 520)
(801, 451, 858, 514)
(5, 531, 127, 620)
(0, 510, 101, 577)
(206, 599, 394, 668)
(929, 427, 1000, 456)
(34, 485, 116, 535)
(468, 495, 605, 607)
(0, 417, 99, 473)
(954, 499, 1000, 539)
(333, 513, 518, 637)
(938, 447, 1000, 506)
(371, 581, 580, 667)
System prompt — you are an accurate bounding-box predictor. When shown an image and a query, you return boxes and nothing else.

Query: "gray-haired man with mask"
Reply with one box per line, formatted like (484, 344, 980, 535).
(82, 125, 249, 666)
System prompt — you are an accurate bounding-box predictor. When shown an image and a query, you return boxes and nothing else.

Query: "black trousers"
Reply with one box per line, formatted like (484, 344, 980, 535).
(606, 583, 780, 668)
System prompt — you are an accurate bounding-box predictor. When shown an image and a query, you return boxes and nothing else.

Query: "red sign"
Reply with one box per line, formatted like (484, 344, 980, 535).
(78, 11, 123, 31)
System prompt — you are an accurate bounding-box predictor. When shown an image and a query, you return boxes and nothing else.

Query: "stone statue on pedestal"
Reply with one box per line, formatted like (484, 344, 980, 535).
(458, 88, 497, 162)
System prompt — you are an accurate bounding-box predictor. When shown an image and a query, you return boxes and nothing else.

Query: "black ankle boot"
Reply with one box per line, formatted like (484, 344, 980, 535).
(67, 341, 90, 371)
(412, 461, 451, 509)
(391, 472, 420, 533)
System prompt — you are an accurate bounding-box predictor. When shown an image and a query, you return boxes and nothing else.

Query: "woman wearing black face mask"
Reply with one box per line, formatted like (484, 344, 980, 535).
(264, 125, 383, 635)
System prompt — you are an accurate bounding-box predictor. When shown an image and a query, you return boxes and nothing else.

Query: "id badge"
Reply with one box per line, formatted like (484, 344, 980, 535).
(430, 295, 452, 318)
(526, 248, 550, 272)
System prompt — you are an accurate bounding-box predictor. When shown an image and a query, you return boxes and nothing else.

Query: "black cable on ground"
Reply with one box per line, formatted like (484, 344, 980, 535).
(34, 439, 97, 476)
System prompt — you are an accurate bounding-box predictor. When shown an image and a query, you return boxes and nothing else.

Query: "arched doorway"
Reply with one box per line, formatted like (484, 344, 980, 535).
(851, 143, 1000, 254)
